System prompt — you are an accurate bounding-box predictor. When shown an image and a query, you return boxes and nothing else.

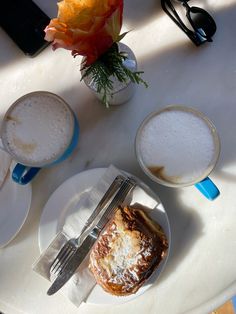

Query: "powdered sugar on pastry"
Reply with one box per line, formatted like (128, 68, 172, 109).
(89, 206, 168, 296)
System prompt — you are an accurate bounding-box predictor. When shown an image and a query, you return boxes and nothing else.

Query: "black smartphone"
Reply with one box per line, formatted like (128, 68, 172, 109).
(0, 0, 51, 57)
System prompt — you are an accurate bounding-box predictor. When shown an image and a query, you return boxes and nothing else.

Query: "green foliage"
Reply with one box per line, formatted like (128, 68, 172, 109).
(81, 43, 148, 107)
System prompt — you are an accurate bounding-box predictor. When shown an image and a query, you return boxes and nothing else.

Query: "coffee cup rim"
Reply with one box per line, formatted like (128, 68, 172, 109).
(135, 105, 221, 187)
(0, 91, 75, 167)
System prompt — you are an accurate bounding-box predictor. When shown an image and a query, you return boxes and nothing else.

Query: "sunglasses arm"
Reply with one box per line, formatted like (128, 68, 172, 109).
(161, 0, 207, 46)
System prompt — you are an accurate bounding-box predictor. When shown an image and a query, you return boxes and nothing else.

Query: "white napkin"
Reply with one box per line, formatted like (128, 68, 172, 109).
(0, 150, 12, 188)
(33, 165, 160, 307)
(33, 165, 125, 306)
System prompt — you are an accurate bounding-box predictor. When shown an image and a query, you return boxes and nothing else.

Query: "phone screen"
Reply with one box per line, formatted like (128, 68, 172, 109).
(0, 0, 51, 57)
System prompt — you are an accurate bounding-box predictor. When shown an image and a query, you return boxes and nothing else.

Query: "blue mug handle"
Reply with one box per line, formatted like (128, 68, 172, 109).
(194, 177, 220, 201)
(12, 163, 41, 185)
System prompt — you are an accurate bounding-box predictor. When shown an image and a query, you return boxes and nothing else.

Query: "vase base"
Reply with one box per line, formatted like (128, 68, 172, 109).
(82, 42, 137, 107)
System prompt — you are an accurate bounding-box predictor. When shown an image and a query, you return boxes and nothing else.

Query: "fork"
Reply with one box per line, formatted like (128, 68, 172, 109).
(47, 177, 137, 295)
(49, 175, 131, 277)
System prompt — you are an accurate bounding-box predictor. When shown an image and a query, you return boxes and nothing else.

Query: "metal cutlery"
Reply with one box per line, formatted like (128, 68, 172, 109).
(47, 176, 136, 295)
(49, 174, 125, 277)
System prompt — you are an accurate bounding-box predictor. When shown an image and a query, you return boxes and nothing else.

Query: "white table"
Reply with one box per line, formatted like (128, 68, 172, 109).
(1, 1, 236, 313)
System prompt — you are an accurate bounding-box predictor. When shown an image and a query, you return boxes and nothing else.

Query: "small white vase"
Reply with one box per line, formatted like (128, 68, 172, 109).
(81, 43, 137, 106)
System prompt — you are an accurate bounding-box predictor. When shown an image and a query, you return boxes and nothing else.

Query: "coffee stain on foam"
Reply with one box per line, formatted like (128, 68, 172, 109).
(6, 115, 20, 123)
(12, 137, 37, 155)
(148, 166, 181, 184)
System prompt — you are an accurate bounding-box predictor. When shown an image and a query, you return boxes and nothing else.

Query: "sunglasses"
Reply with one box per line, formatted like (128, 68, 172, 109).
(161, 0, 217, 46)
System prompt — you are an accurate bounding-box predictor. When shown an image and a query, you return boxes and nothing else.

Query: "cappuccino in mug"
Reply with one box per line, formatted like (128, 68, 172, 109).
(0, 91, 79, 184)
(136, 106, 220, 187)
(1, 92, 75, 167)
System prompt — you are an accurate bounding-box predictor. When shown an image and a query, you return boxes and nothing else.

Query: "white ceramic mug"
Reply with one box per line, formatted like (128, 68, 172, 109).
(0, 91, 79, 185)
(135, 105, 220, 200)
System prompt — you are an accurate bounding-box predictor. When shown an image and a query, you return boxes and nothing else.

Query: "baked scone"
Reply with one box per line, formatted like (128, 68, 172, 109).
(89, 206, 168, 296)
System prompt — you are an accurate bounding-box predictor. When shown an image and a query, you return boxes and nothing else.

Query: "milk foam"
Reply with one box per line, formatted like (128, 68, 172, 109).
(139, 109, 216, 184)
(4, 94, 73, 165)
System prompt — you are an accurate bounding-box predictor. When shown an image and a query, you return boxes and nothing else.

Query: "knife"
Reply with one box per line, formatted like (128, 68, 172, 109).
(48, 174, 126, 279)
(78, 174, 125, 240)
(47, 177, 136, 295)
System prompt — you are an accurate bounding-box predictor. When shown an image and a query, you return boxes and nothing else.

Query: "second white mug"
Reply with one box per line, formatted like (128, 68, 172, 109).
(135, 105, 220, 200)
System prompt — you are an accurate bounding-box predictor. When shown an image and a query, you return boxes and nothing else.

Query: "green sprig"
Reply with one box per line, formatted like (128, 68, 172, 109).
(81, 43, 148, 107)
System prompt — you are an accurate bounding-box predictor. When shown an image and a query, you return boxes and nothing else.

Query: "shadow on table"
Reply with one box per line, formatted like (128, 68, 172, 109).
(5, 2, 236, 263)
(24, 0, 236, 239)
(130, 168, 203, 289)
(124, 0, 163, 28)
(127, 2, 236, 182)
(153, 187, 203, 285)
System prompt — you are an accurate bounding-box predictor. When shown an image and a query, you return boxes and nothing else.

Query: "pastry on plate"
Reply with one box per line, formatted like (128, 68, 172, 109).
(89, 206, 168, 296)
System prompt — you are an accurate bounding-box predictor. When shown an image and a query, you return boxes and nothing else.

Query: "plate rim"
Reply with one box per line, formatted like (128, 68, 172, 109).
(0, 174, 32, 248)
(38, 168, 106, 252)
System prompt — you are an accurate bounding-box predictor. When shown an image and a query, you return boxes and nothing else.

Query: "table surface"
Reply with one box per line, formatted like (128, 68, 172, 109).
(1, 1, 236, 314)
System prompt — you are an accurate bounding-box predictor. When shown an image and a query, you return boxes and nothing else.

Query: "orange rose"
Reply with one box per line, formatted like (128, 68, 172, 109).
(45, 0, 123, 65)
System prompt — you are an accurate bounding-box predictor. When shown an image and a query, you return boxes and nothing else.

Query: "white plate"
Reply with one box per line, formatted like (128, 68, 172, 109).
(39, 168, 171, 305)
(0, 173, 32, 248)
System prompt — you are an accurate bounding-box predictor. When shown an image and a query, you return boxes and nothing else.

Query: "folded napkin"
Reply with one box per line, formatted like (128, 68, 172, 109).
(33, 165, 160, 307)
(0, 149, 12, 188)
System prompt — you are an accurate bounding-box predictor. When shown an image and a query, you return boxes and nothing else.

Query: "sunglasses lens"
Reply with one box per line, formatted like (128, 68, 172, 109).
(188, 7, 216, 38)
